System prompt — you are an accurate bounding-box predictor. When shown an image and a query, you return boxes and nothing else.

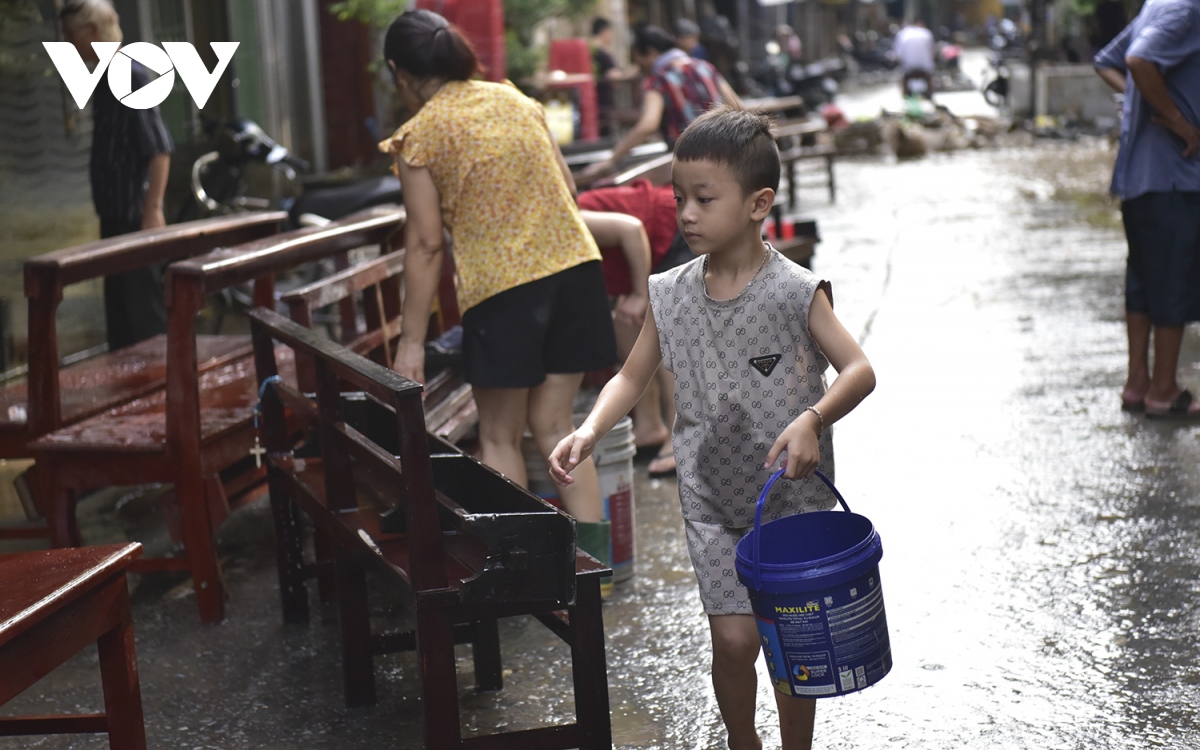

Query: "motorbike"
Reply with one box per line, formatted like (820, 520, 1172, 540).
(988, 18, 1024, 58)
(750, 43, 841, 107)
(840, 30, 897, 73)
(180, 118, 403, 231)
(982, 53, 1011, 108)
(180, 118, 404, 328)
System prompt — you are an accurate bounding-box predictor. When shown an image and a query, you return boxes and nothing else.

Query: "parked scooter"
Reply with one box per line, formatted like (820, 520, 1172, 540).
(751, 42, 841, 106)
(840, 30, 897, 73)
(982, 53, 1011, 107)
(181, 118, 404, 326)
(180, 118, 403, 230)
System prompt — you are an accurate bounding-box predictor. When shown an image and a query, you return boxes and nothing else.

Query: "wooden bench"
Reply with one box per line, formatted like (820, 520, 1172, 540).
(7, 213, 288, 458)
(250, 308, 612, 750)
(0, 214, 286, 540)
(30, 208, 406, 624)
(0, 542, 145, 749)
(281, 249, 478, 604)
(280, 249, 477, 445)
(773, 118, 836, 208)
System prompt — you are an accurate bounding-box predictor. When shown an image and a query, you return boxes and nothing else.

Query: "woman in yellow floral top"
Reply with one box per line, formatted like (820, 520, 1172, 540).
(379, 10, 615, 546)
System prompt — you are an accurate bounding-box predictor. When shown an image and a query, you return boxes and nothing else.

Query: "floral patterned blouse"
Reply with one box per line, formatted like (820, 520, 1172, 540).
(379, 80, 601, 313)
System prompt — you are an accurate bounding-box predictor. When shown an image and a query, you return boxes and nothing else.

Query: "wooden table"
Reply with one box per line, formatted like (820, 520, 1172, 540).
(0, 543, 145, 749)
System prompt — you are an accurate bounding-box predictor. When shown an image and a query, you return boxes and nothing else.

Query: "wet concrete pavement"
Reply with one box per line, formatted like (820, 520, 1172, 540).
(4, 135, 1200, 748)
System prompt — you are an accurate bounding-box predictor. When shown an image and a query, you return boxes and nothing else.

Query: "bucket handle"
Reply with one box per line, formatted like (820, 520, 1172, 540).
(751, 468, 851, 589)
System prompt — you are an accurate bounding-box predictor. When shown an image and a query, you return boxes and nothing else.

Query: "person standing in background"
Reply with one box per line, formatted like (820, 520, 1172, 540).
(591, 17, 618, 137)
(581, 25, 739, 181)
(60, 0, 173, 350)
(674, 18, 708, 61)
(1094, 0, 1200, 418)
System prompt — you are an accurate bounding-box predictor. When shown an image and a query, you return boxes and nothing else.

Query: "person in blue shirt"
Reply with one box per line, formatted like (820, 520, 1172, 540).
(675, 18, 708, 61)
(1094, 0, 1200, 418)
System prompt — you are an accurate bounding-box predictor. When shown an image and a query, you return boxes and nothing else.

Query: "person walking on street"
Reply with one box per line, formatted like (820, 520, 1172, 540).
(1094, 0, 1200, 418)
(892, 19, 936, 98)
(581, 25, 740, 181)
(551, 107, 876, 749)
(60, 0, 173, 350)
(378, 11, 618, 566)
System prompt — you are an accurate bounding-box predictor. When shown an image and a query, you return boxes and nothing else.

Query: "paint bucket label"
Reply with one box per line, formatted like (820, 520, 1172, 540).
(606, 484, 633, 580)
(750, 566, 891, 697)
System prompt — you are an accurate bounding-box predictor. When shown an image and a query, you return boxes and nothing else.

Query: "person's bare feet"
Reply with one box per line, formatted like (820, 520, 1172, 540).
(1145, 389, 1200, 418)
(634, 426, 670, 461)
(647, 445, 676, 478)
(1122, 377, 1150, 411)
(633, 426, 669, 450)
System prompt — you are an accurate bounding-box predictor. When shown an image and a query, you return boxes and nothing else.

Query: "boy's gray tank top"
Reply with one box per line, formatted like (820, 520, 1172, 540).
(649, 247, 836, 528)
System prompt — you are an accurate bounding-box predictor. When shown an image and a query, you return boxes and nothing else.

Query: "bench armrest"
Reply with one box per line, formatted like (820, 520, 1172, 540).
(24, 212, 287, 297)
(166, 207, 405, 302)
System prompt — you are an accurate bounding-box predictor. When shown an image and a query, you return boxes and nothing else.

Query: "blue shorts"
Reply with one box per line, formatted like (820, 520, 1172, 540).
(1122, 191, 1200, 326)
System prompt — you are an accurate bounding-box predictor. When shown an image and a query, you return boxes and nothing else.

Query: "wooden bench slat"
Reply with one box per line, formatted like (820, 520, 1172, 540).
(0, 544, 141, 645)
(30, 348, 295, 454)
(25, 213, 288, 290)
(281, 250, 406, 311)
(0, 714, 109, 736)
(0, 335, 250, 428)
(167, 207, 404, 300)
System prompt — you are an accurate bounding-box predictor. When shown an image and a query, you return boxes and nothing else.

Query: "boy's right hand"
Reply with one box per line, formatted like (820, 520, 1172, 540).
(548, 428, 598, 487)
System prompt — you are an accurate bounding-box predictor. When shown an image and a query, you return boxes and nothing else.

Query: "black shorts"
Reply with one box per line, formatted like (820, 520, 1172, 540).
(1123, 191, 1200, 326)
(462, 261, 618, 388)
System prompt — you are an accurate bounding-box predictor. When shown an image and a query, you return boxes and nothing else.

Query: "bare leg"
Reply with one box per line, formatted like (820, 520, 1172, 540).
(1124, 311, 1151, 401)
(615, 318, 669, 448)
(473, 386, 531, 487)
(1146, 324, 1185, 403)
(775, 691, 816, 750)
(648, 366, 678, 475)
(709, 614, 764, 750)
(528, 373, 602, 523)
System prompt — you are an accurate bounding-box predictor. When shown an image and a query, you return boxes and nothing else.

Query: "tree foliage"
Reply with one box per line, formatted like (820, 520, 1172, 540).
(327, 0, 407, 28)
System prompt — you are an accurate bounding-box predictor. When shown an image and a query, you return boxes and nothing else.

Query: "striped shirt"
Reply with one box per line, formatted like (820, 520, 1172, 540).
(90, 60, 174, 224)
(643, 48, 726, 145)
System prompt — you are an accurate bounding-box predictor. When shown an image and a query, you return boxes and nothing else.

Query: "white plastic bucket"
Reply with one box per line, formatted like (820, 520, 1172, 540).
(522, 416, 637, 582)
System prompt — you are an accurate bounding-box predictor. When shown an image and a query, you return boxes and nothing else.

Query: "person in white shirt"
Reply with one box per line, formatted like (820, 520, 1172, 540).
(892, 19, 936, 97)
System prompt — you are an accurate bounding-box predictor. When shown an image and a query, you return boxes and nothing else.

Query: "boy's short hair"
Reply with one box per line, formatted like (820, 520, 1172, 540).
(673, 105, 780, 194)
(591, 17, 611, 36)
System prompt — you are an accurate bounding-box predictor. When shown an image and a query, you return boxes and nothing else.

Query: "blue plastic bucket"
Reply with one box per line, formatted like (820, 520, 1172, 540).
(735, 469, 892, 698)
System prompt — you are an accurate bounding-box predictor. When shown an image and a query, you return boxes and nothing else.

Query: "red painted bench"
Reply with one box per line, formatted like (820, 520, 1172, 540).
(0, 542, 145, 749)
(0, 214, 286, 540)
(5, 213, 287, 458)
(30, 208, 405, 623)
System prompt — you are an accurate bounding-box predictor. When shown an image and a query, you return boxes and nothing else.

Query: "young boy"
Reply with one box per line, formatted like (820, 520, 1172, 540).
(549, 106, 876, 750)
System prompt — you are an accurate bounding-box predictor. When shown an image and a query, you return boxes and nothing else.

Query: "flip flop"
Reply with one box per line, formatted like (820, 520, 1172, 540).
(1145, 389, 1200, 419)
(647, 447, 677, 479)
(1121, 387, 1146, 412)
(634, 443, 665, 462)
(1121, 396, 1145, 412)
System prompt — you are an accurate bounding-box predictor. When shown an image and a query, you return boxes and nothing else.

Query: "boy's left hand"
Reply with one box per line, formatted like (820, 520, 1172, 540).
(764, 411, 822, 479)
